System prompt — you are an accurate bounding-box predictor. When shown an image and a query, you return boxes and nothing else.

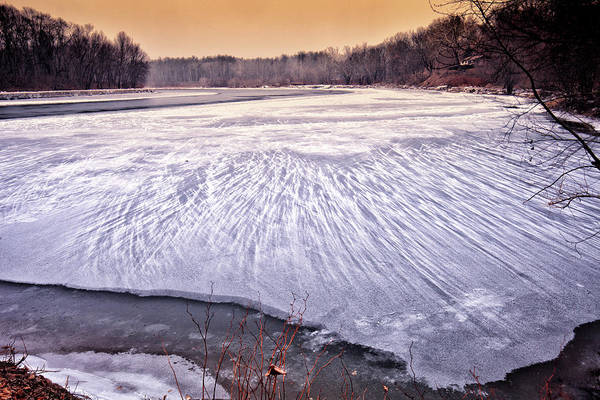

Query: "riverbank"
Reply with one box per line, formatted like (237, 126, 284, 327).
(0, 352, 81, 400)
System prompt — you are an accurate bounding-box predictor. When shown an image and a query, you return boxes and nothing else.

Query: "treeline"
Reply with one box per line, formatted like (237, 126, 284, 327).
(148, 16, 485, 88)
(2, 1, 596, 103)
(149, 0, 599, 107)
(0, 4, 149, 90)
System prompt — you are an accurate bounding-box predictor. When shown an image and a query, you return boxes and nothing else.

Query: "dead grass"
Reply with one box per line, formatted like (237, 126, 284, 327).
(0, 343, 84, 400)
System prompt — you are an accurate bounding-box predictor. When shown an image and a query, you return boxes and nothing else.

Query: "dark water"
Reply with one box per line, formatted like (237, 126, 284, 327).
(0, 88, 347, 119)
(0, 281, 414, 399)
(1, 281, 598, 399)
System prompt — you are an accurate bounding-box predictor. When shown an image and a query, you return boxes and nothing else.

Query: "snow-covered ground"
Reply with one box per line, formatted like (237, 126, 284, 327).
(0, 88, 598, 387)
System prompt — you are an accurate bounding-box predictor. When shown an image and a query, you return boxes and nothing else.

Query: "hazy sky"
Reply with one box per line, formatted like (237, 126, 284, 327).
(8, 0, 437, 58)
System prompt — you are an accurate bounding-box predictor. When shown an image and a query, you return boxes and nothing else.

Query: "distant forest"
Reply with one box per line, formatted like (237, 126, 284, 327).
(1, 0, 598, 105)
(0, 4, 148, 90)
(149, 15, 478, 88)
(149, 0, 599, 109)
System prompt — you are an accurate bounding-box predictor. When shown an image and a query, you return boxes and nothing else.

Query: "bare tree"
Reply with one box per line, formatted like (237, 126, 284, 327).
(0, 5, 149, 90)
(432, 0, 600, 240)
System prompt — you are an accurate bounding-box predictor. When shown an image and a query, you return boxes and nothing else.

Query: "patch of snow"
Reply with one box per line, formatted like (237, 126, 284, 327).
(24, 351, 227, 400)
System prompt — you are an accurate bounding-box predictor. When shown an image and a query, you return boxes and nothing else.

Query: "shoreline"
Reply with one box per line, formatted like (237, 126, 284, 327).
(0, 84, 520, 100)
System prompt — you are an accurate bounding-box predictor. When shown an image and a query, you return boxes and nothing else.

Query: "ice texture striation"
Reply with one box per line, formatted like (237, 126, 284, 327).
(0, 89, 598, 385)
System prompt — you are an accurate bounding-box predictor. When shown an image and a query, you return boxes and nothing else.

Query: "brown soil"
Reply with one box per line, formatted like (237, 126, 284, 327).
(0, 358, 81, 400)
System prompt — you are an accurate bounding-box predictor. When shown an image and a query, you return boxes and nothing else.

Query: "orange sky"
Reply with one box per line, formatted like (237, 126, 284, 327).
(7, 0, 437, 58)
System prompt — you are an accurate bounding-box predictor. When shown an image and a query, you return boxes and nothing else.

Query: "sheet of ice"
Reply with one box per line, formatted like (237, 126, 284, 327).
(0, 90, 219, 106)
(1, 88, 598, 385)
(24, 352, 227, 400)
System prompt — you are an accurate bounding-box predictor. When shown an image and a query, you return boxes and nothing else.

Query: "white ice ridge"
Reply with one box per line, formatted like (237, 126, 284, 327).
(0, 89, 219, 106)
(1, 88, 599, 385)
(24, 352, 227, 400)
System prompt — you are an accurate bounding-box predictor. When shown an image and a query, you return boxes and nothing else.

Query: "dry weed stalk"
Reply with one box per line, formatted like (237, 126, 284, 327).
(169, 291, 574, 400)
(180, 290, 345, 400)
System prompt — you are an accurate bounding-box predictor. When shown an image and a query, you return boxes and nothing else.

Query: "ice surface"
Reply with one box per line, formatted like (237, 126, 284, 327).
(24, 352, 226, 399)
(0, 88, 598, 385)
(0, 90, 219, 106)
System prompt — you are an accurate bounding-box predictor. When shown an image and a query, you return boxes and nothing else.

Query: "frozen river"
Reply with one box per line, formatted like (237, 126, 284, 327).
(0, 88, 598, 388)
